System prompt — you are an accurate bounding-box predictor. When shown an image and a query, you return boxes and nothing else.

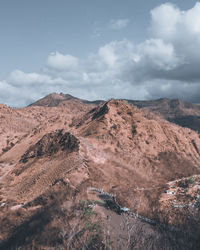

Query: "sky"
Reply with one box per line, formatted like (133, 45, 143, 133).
(0, 0, 200, 107)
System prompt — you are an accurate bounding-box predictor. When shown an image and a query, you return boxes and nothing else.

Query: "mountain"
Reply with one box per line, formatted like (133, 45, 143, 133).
(127, 98, 200, 133)
(31, 94, 200, 133)
(0, 95, 200, 249)
(30, 92, 103, 107)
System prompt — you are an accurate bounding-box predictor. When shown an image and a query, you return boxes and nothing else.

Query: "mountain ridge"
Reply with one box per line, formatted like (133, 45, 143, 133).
(0, 94, 200, 249)
(28, 93, 200, 133)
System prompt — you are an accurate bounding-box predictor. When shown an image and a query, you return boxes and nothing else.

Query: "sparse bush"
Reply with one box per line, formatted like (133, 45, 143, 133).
(111, 124, 117, 130)
(187, 176, 195, 184)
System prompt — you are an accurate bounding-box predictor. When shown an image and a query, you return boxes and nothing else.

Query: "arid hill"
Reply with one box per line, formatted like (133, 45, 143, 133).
(30, 92, 103, 107)
(127, 98, 200, 133)
(31, 93, 200, 132)
(0, 95, 200, 249)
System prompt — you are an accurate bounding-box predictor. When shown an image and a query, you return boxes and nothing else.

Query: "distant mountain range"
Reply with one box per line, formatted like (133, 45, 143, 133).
(30, 93, 200, 133)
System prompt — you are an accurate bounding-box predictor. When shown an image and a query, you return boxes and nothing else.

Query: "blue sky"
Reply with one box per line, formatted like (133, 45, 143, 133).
(0, 0, 200, 106)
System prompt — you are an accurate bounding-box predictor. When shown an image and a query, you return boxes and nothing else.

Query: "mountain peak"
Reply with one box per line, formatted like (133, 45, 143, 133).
(29, 92, 78, 107)
(90, 99, 136, 121)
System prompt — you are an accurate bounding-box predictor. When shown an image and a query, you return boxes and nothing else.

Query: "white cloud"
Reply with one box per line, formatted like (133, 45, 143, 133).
(98, 43, 117, 68)
(150, 2, 200, 42)
(184, 3, 200, 33)
(9, 70, 53, 85)
(150, 3, 181, 41)
(138, 39, 180, 70)
(109, 19, 130, 30)
(1, 3, 200, 107)
(47, 52, 79, 71)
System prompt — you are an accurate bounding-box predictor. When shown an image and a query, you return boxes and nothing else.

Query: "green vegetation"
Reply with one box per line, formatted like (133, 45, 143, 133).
(83, 206, 97, 216)
(74, 199, 105, 249)
(178, 176, 195, 189)
(187, 176, 195, 184)
(84, 220, 102, 233)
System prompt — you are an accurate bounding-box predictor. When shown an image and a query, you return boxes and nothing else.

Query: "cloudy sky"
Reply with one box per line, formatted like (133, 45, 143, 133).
(0, 0, 200, 106)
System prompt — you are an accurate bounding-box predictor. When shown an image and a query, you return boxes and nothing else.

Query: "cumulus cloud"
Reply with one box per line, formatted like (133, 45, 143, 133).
(109, 19, 130, 29)
(150, 2, 200, 39)
(46, 52, 79, 71)
(1, 2, 200, 106)
(9, 70, 55, 85)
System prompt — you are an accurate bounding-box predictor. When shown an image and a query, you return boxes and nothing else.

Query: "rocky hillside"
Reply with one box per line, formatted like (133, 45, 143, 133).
(0, 95, 200, 249)
(30, 93, 200, 132)
(128, 98, 200, 133)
